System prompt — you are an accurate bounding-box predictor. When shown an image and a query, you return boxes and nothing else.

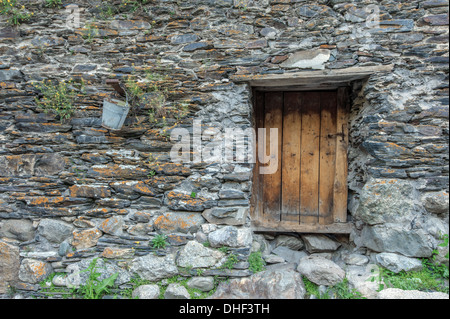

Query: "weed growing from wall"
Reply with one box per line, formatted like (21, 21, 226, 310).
(0, 0, 32, 25)
(34, 79, 85, 122)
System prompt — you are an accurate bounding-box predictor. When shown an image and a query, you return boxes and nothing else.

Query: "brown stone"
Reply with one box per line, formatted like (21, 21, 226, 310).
(148, 163, 191, 176)
(246, 39, 268, 49)
(421, 14, 449, 26)
(69, 185, 111, 198)
(72, 228, 103, 250)
(0, 239, 20, 294)
(154, 212, 205, 234)
(98, 216, 124, 235)
(18, 258, 53, 284)
(0, 220, 35, 242)
(88, 165, 149, 179)
(101, 247, 135, 259)
(271, 55, 289, 64)
(110, 181, 155, 196)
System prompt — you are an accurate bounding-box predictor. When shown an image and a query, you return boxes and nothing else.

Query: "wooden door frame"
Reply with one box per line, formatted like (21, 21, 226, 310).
(250, 87, 352, 234)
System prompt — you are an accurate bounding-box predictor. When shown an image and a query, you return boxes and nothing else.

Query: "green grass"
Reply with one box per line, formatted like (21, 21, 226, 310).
(39, 273, 77, 299)
(302, 276, 365, 299)
(151, 234, 168, 249)
(34, 79, 84, 122)
(376, 259, 449, 294)
(248, 251, 266, 273)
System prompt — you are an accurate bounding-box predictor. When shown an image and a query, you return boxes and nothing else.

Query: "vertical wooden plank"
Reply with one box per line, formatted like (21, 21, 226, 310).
(319, 91, 337, 225)
(252, 90, 265, 222)
(281, 92, 302, 223)
(263, 92, 283, 223)
(333, 87, 350, 223)
(300, 92, 321, 225)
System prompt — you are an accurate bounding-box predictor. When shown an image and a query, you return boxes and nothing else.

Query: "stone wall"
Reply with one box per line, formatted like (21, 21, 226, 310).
(0, 0, 448, 298)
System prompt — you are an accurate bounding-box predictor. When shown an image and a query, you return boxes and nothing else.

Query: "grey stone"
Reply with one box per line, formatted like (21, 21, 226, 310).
(280, 49, 331, 70)
(110, 20, 151, 30)
(208, 226, 252, 248)
(164, 283, 191, 299)
(272, 246, 308, 265)
(264, 254, 285, 264)
(421, 192, 449, 215)
(0, 240, 20, 294)
(275, 235, 304, 251)
(38, 219, 74, 244)
(346, 265, 380, 299)
(177, 241, 225, 269)
(218, 189, 246, 199)
(52, 274, 68, 287)
(297, 256, 345, 286)
(370, 19, 415, 33)
(202, 207, 248, 226)
(153, 212, 205, 234)
(187, 276, 215, 292)
(18, 258, 53, 284)
(342, 253, 370, 266)
(31, 36, 65, 47)
(170, 34, 199, 44)
(378, 288, 449, 299)
(0, 69, 24, 82)
(130, 254, 178, 282)
(353, 179, 421, 225)
(375, 253, 423, 273)
(66, 257, 131, 288)
(132, 284, 160, 299)
(183, 42, 211, 52)
(421, 14, 449, 26)
(260, 27, 277, 39)
(301, 234, 341, 253)
(98, 216, 124, 236)
(19, 251, 59, 259)
(358, 224, 434, 258)
(210, 267, 306, 299)
(0, 219, 35, 242)
(72, 64, 97, 72)
(422, 216, 448, 241)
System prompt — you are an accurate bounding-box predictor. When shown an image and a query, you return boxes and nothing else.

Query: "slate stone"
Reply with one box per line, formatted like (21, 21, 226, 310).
(358, 225, 434, 258)
(38, 219, 74, 244)
(0, 240, 20, 294)
(375, 253, 423, 273)
(210, 267, 306, 299)
(170, 34, 199, 44)
(421, 14, 449, 26)
(0, 69, 24, 82)
(183, 42, 211, 52)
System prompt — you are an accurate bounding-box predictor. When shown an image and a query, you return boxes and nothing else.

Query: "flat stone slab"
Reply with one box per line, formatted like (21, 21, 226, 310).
(378, 288, 449, 299)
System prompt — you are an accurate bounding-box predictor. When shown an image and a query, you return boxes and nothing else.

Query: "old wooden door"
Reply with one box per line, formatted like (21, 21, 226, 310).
(252, 88, 351, 234)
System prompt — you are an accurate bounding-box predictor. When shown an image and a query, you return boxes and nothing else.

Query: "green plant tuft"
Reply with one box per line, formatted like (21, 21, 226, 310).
(151, 234, 168, 249)
(248, 251, 266, 273)
(75, 258, 119, 299)
(34, 79, 84, 122)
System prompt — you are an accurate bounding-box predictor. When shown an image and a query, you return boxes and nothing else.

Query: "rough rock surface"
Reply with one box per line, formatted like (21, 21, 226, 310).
(297, 256, 346, 286)
(378, 288, 449, 300)
(210, 266, 306, 299)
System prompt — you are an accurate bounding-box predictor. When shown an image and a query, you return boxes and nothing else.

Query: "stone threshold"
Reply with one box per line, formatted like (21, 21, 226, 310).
(252, 220, 353, 234)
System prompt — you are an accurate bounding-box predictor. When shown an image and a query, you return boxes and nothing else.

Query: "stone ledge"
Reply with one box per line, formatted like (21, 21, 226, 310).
(231, 64, 395, 88)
